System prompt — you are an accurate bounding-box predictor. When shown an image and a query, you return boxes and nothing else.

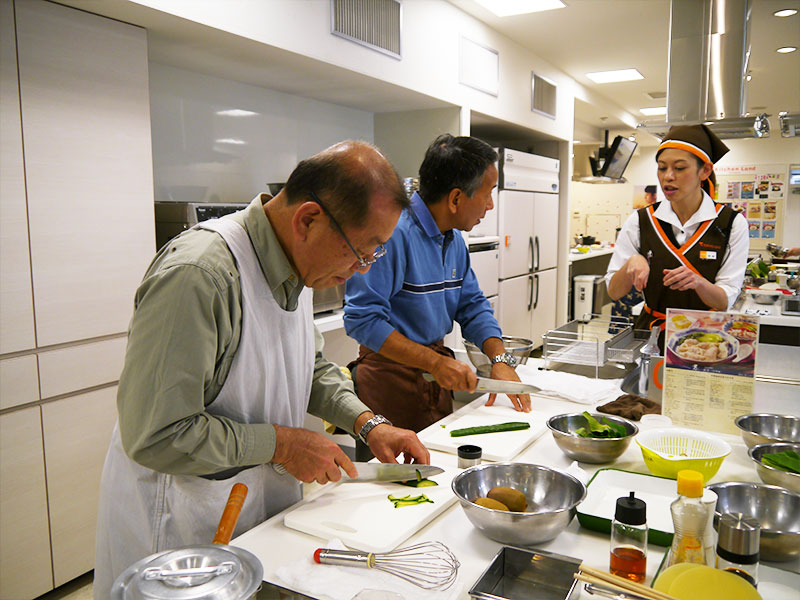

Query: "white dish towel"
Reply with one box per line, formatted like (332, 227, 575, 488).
(274, 539, 463, 600)
(516, 363, 623, 405)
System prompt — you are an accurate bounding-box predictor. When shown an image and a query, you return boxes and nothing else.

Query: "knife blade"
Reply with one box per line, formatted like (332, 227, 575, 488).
(344, 462, 444, 483)
(422, 372, 541, 395)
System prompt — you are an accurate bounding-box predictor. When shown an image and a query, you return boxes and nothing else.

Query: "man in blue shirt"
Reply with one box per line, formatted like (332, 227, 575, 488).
(344, 135, 531, 434)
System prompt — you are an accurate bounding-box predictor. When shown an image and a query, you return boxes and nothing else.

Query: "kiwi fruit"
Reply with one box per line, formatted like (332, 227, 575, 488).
(473, 497, 509, 511)
(487, 486, 527, 512)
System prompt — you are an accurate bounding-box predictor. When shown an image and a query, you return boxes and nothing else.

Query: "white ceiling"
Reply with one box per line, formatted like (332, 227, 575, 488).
(450, 0, 800, 141)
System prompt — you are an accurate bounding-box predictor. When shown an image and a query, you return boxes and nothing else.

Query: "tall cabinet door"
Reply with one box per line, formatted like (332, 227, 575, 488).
(16, 0, 155, 347)
(0, 0, 35, 354)
(497, 275, 533, 340)
(531, 268, 558, 348)
(533, 192, 559, 272)
(498, 190, 535, 279)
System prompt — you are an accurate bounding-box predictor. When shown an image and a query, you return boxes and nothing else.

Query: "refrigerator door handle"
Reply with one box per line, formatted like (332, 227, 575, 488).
(534, 236, 540, 271)
(527, 275, 534, 311)
(533, 273, 540, 309)
(527, 236, 534, 273)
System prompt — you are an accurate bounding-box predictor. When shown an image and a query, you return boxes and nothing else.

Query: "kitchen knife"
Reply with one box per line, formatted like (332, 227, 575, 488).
(422, 372, 542, 395)
(345, 462, 444, 483)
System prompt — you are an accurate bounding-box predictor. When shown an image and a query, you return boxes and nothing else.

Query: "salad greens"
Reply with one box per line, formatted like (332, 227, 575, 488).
(575, 411, 627, 439)
(679, 332, 724, 344)
(761, 450, 800, 475)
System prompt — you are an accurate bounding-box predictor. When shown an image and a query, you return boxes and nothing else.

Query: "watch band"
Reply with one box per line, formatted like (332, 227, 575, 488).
(491, 352, 519, 368)
(358, 414, 392, 445)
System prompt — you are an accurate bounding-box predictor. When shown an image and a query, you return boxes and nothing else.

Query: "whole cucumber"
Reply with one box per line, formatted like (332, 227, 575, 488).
(449, 422, 530, 437)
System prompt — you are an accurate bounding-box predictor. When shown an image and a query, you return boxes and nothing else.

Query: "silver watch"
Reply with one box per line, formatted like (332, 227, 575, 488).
(491, 352, 519, 368)
(358, 414, 392, 444)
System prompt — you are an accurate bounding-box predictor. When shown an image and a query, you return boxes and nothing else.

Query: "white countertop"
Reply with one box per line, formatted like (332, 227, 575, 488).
(738, 295, 800, 328)
(568, 247, 615, 263)
(232, 385, 799, 599)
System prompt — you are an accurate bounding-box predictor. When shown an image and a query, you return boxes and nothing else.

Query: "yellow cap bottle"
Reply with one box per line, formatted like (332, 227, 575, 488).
(676, 470, 704, 498)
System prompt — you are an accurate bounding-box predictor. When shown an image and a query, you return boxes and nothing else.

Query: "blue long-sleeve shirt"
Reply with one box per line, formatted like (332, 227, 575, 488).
(344, 192, 502, 352)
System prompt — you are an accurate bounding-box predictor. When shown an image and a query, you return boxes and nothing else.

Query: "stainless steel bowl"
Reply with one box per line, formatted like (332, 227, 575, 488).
(735, 413, 800, 448)
(707, 481, 800, 562)
(463, 336, 534, 376)
(749, 442, 800, 493)
(451, 462, 586, 546)
(547, 413, 638, 464)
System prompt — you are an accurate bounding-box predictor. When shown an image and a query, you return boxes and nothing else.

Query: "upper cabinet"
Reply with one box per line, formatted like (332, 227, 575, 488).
(15, 0, 155, 347)
(0, 0, 35, 354)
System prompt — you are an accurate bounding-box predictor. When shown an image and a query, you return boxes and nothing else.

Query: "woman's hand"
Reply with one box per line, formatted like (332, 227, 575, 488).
(662, 265, 704, 291)
(624, 253, 650, 291)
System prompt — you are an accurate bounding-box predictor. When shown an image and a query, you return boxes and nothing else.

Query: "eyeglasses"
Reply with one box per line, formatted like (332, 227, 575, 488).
(308, 191, 386, 268)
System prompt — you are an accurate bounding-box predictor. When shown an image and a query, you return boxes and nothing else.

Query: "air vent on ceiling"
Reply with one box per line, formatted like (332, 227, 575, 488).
(646, 91, 667, 100)
(331, 0, 402, 59)
(531, 72, 556, 119)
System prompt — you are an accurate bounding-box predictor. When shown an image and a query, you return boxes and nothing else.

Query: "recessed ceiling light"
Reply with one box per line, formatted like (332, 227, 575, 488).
(774, 9, 798, 17)
(746, 74, 752, 81)
(216, 109, 258, 117)
(474, 0, 565, 17)
(573, 140, 581, 144)
(215, 138, 246, 145)
(586, 69, 644, 83)
(777, 46, 797, 53)
(640, 106, 667, 116)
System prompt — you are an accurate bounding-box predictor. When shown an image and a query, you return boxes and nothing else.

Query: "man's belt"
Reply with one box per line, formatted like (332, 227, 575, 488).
(200, 465, 258, 481)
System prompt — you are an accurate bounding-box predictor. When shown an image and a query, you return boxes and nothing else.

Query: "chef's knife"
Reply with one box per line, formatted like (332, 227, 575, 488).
(422, 372, 542, 395)
(345, 462, 444, 483)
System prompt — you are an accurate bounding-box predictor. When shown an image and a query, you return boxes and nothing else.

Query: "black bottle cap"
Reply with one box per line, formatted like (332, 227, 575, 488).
(457, 445, 482, 459)
(615, 491, 647, 525)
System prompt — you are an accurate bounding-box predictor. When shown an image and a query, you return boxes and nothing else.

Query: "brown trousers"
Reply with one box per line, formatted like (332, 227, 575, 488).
(348, 341, 454, 433)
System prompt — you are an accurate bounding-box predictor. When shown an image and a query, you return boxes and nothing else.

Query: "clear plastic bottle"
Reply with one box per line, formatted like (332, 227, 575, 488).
(610, 491, 648, 583)
(666, 470, 711, 568)
(716, 513, 760, 588)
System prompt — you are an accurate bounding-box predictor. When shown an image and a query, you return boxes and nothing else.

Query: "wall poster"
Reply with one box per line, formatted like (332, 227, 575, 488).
(662, 308, 757, 435)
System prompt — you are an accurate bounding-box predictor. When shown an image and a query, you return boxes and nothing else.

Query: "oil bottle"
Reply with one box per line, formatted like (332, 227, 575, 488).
(610, 491, 648, 583)
(666, 470, 711, 568)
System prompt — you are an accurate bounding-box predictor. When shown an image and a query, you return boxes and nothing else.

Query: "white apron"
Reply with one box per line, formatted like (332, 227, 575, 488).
(93, 218, 314, 598)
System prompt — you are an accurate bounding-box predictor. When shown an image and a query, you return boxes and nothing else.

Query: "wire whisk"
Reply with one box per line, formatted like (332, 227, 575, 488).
(313, 541, 460, 590)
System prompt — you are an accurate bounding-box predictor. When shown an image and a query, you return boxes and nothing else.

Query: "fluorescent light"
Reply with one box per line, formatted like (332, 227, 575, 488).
(573, 140, 581, 144)
(586, 69, 644, 83)
(777, 46, 797, 53)
(746, 74, 752, 81)
(216, 109, 258, 117)
(474, 0, 565, 17)
(774, 9, 798, 17)
(640, 106, 667, 116)
(215, 138, 246, 145)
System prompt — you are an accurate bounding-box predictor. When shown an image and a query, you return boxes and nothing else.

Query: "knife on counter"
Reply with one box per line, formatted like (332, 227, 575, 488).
(345, 462, 444, 483)
(422, 372, 542, 395)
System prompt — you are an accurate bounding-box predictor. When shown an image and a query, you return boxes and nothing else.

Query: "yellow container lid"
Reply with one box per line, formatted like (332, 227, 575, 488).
(677, 469, 704, 497)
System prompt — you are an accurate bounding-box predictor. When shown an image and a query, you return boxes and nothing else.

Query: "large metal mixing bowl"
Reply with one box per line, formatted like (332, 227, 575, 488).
(708, 481, 800, 562)
(463, 336, 534, 376)
(547, 413, 638, 464)
(749, 442, 800, 493)
(735, 413, 800, 448)
(451, 463, 586, 546)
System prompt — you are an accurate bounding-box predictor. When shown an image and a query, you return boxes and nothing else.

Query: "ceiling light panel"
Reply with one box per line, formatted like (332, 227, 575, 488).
(474, 0, 565, 17)
(776, 46, 797, 53)
(773, 9, 798, 17)
(586, 69, 644, 83)
(640, 106, 667, 115)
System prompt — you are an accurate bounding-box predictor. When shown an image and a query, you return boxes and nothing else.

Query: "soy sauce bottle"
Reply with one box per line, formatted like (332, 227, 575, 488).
(716, 513, 760, 588)
(610, 491, 648, 583)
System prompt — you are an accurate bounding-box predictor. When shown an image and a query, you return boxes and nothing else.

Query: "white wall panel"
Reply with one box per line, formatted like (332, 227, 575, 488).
(0, 354, 39, 410)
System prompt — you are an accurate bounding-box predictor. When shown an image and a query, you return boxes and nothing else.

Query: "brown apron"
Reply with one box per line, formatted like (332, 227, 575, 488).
(348, 341, 454, 432)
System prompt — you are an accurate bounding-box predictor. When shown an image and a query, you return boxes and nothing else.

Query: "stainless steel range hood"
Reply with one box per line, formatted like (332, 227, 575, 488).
(640, 0, 767, 140)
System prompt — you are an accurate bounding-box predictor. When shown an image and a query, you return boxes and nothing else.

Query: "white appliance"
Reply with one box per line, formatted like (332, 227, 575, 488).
(496, 149, 560, 348)
(573, 275, 602, 321)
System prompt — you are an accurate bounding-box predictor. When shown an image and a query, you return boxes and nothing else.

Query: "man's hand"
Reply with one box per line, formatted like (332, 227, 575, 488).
(484, 362, 531, 412)
(272, 425, 357, 485)
(365, 423, 431, 465)
(625, 253, 650, 291)
(429, 354, 477, 392)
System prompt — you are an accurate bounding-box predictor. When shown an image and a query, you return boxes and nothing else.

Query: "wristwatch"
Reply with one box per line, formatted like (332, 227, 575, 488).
(491, 352, 519, 368)
(358, 414, 392, 444)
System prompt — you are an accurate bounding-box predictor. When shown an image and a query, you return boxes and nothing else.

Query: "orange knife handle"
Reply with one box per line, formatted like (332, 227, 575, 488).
(212, 483, 248, 545)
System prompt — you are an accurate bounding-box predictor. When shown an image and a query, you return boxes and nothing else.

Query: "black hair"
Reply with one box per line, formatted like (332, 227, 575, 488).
(283, 141, 408, 228)
(655, 150, 713, 195)
(418, 134, 498, 205)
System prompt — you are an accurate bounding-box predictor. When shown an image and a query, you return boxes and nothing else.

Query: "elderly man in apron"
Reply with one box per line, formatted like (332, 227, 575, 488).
(94, 141, 430, 598)
(343, 135, 532, 453)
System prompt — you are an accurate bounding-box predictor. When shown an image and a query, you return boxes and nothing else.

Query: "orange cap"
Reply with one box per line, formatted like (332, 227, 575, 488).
(677, 470, 704, 497)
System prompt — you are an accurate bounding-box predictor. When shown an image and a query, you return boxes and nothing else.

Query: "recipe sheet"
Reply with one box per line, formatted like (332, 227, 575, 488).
(662, 309, 757, 434)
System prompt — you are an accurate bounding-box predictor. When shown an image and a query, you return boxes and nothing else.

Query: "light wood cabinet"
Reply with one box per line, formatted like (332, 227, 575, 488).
(0, 0, 36, 354)
(15, 0, 155, 347)
(0, 408, 53, 600)
(42, 387, 118, 587)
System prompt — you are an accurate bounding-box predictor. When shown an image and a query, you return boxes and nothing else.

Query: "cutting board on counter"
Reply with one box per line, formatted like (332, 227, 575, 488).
(419, 404, 547, 461)
(283, 467, 458, 553)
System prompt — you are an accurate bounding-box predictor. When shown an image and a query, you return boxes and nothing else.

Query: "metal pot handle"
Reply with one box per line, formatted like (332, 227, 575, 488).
(143, 561, 236, 581)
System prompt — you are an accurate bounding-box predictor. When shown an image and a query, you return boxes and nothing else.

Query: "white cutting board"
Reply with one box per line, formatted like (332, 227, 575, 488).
(283, 468, 458, 553)
(419, 404, 547, 461)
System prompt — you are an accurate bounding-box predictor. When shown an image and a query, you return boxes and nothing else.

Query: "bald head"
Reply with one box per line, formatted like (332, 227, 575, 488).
(283, 140, 408, 228)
